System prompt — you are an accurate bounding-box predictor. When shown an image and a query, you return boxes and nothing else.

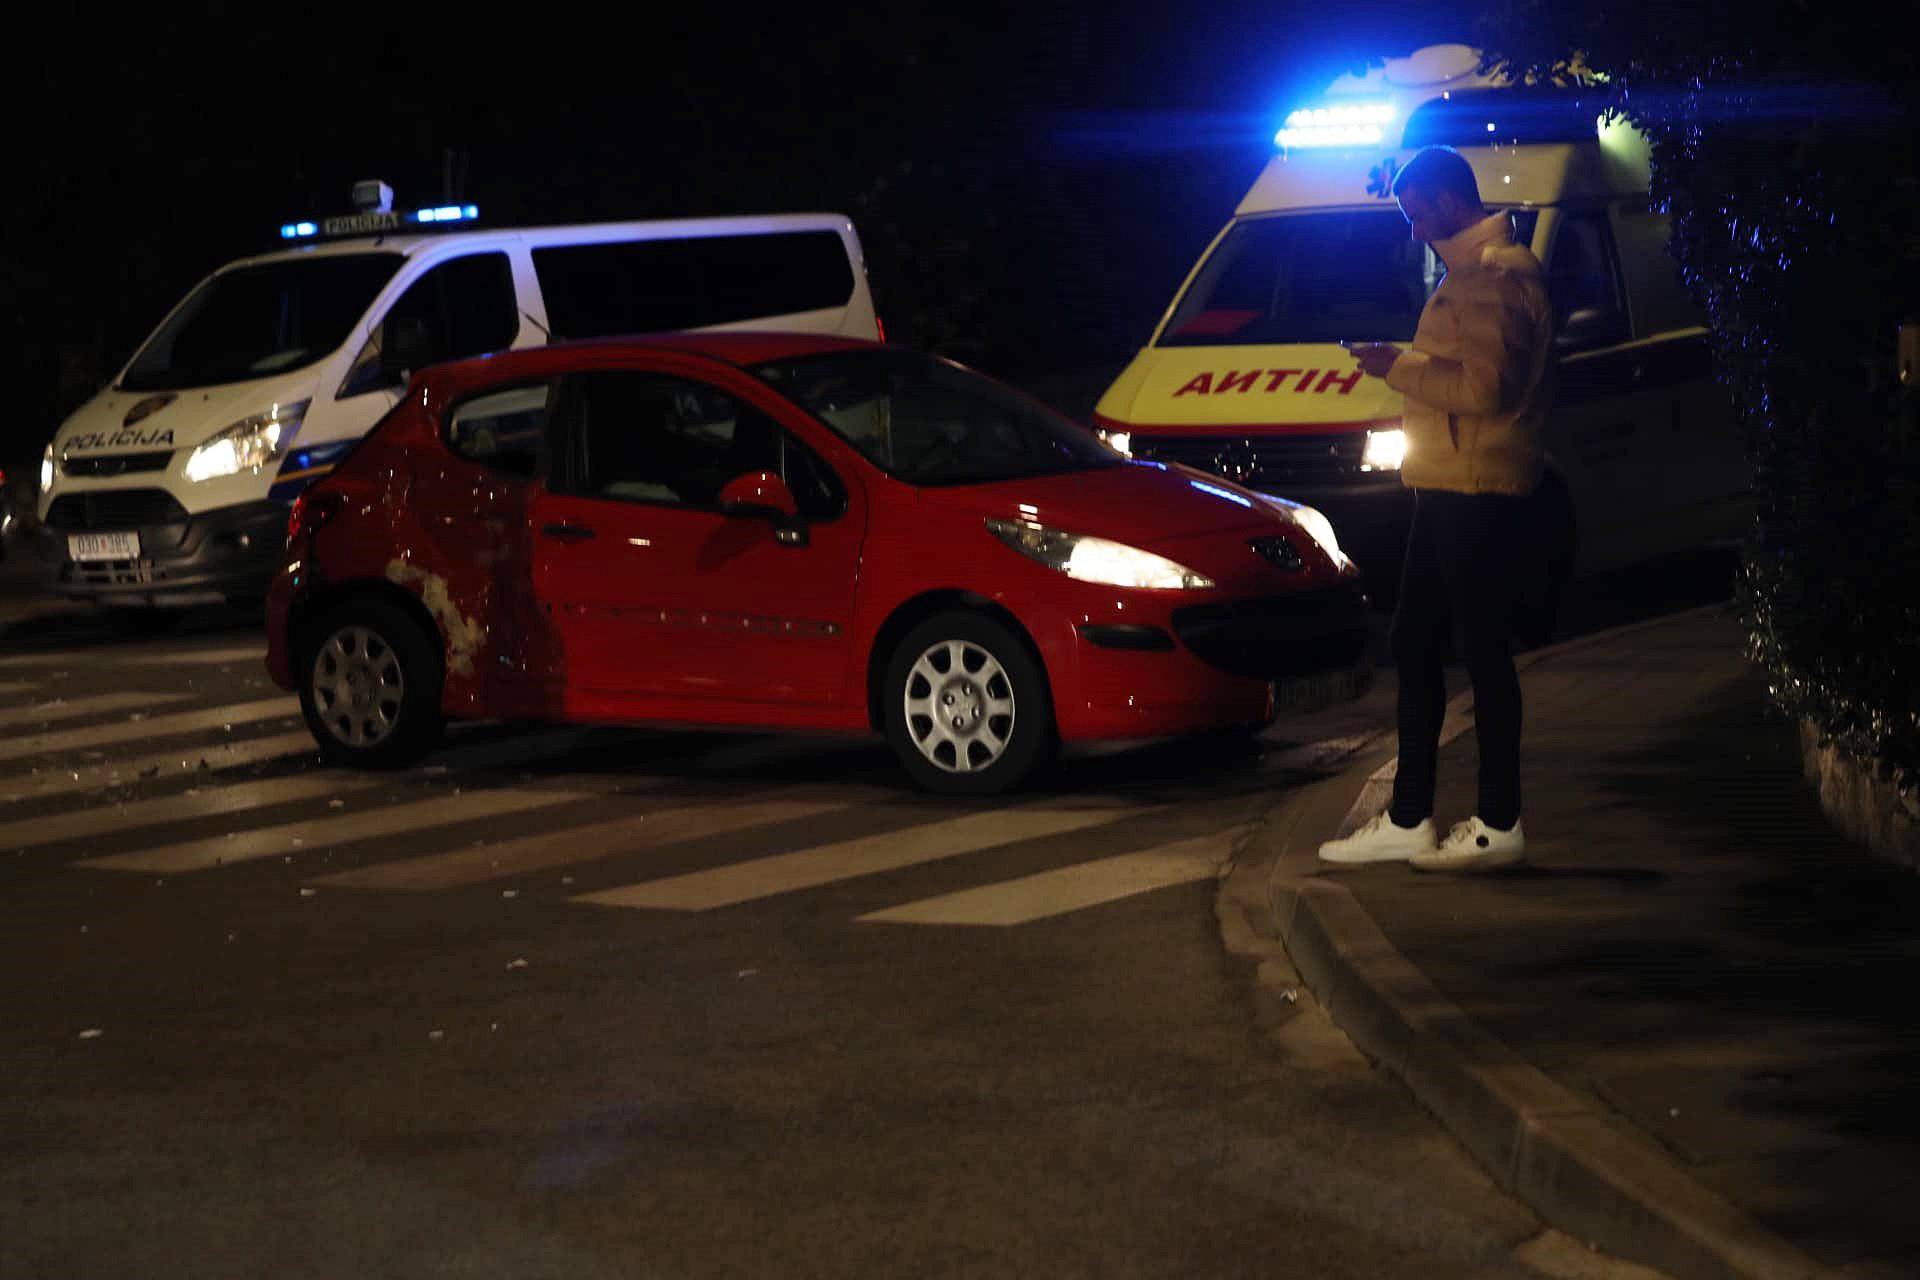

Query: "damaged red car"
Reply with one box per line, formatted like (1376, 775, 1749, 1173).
(264, 334, 1370, 794)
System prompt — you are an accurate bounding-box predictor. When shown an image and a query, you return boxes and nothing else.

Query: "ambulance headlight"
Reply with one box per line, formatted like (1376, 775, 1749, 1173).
(986, 518, 1215, 590)
(1361, 428, 1407, 471)
(1094, 428, 1132, 457)
(184, 401, 308, 483)
(41, 442, 55, 493)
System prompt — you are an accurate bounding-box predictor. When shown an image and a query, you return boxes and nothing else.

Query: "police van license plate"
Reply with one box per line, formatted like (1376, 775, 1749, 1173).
(68, 532, 140, 562)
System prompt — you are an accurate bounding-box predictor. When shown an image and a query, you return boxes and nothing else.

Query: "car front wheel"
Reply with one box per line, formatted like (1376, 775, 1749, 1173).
(298, 599, 444, 768)
(883, 611, 1055, 795)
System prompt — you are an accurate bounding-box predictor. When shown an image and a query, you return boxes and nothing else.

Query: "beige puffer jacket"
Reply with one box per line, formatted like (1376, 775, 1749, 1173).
(1383, 212, 1554, 496)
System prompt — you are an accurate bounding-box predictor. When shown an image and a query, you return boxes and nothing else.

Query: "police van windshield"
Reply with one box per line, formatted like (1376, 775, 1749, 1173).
(754, 348, 1118, 487)
(121, 253, 403, 391)
(1158, 210, 1537, 347)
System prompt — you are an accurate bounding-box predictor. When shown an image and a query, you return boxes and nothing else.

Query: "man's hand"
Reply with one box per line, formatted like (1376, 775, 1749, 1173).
(1349, 342, 1402, 379)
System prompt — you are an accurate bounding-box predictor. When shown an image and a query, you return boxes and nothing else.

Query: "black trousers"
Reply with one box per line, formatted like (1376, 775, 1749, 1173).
(1388, 488, 1531, 831)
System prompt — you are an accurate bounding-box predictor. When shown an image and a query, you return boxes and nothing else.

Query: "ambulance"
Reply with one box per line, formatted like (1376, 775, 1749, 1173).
(35, 183, 877, 607)
(1092, 44, 1750, 613)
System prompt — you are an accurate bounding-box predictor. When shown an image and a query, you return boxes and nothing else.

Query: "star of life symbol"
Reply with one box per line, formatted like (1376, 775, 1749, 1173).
(1367, 158, 1399, 199)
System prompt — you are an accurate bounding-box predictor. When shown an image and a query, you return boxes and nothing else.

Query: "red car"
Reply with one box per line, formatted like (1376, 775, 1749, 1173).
(264, 333, 1369, 794)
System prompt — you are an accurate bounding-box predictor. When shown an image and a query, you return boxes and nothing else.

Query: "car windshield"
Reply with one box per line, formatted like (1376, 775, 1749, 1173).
(1158, 209, 1537, 346)
(752, 348, 1119, 486)
(121, 253, 403, 391)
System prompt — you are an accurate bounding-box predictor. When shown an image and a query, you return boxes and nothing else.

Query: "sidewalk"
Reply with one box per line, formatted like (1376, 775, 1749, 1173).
(1260, 606, 1920, 1280)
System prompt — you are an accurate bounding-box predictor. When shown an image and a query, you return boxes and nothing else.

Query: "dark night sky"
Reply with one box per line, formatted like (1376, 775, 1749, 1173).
(2, 1, 1464, 460)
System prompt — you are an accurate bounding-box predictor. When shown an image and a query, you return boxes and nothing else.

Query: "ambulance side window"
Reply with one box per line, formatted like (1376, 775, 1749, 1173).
(1548, 211, 1629, 354)
(339, 252, 519, 398)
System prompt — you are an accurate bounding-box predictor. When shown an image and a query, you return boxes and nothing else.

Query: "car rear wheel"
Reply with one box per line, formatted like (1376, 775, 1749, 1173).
(298, 600, 444, 768)
(883, 611, 1055, 795)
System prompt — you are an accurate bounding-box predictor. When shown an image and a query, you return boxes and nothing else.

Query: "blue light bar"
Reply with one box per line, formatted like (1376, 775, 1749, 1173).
(279, 221, 319, 240)
(1275, 100, 1396, 149)
(410, 204, 479, 225)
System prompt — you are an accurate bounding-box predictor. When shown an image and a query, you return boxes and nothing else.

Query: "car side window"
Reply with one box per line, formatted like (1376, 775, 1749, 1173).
(447, 383, 550, 479)
(339, 252, 519, 398)
(559, 372, 843, 518)
(1547, 211, 1629, 353)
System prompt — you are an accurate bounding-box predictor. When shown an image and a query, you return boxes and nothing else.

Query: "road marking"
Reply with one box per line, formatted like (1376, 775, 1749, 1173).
(856, 837, 1224, 927)
(0, 698, 299, 764)
(5, 773, 389, 848)
(80, 788, 594, 874)
(312, 793, 853, 890)
(0, 681, 35, 698)
(0, 731, 321, 804)
(121, 647, 268, 666)
(573, 804, 1142, 911)
(0, 691, 191, 730)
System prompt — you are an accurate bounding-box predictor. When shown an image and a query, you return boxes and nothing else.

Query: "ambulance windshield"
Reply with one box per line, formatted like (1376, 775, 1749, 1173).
(1159, 211, 1534, 347)
(122, 253, 403, 391)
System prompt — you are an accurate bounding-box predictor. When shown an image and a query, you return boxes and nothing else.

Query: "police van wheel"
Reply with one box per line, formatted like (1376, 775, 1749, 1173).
(883, 612, 1055, 795)
(298, 600, 444, 769)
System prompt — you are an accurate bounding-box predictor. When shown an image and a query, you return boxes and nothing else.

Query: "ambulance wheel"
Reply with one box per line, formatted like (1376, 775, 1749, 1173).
(298, 599, 444, 769)
(883, 611, 1055, 795)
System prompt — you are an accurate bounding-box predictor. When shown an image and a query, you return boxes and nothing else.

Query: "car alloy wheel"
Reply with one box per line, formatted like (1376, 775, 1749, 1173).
(903, 638, 1017, 774)
(883, 611, 1054, 795)
(312, 625, 406, 749)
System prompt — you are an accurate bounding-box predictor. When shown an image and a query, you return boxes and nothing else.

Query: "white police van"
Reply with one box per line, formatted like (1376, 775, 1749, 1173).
(36, 183, 878, 606)
(1093, 45, 1751, 614)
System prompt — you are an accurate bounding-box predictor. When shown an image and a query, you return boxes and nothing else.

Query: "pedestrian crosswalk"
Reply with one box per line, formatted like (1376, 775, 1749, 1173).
(0, 637, 1256, 930)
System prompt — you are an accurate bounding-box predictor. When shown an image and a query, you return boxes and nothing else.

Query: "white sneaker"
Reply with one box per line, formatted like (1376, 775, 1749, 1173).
(1410, 817, 1526, 872)
(1318, 813, 1438, 864)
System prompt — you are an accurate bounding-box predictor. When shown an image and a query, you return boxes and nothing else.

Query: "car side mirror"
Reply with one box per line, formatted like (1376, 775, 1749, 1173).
(1556, 306, 1623, 353)
(379, 316, 436, 381)
(718, 471, 807, 545)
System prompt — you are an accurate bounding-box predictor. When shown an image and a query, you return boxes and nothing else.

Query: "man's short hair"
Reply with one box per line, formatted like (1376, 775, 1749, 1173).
(1393, 147, 1481, 206)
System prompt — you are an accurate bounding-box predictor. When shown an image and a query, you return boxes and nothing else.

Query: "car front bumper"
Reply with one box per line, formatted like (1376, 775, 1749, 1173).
(36, 497, 290, 606)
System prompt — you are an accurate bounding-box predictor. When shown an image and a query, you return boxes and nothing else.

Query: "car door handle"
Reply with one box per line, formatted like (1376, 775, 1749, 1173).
(540, 522, 597, 543)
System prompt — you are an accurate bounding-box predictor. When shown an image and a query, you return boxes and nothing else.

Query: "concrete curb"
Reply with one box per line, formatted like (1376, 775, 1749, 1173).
(1254, 604, 1837, 1280)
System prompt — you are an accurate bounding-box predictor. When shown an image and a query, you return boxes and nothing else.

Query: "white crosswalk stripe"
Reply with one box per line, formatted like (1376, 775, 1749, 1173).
(0, 681, 35, 698)
(0, 644, 265, 670)
(0, 731, 319, 804)
(311, 793, 856, 891)
(856, 837, 1225, 927)
(572, 803, 1145, 912)
(0, 698, 299, 764)
(80, 787, 595, 874)
(121, 647, 267, 667)
(0, 691, 191, 730)
(4, 773, 389, 848)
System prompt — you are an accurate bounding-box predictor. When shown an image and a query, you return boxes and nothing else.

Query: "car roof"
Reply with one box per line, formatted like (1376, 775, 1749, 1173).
(421, 331, 883, 395)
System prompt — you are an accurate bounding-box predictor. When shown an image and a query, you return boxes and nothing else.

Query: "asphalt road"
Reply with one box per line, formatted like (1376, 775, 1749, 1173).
(0, 548, 1731, 1278)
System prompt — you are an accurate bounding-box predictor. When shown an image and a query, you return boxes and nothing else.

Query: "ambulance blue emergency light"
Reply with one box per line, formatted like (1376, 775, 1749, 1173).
(1274, 100, 1397, 149)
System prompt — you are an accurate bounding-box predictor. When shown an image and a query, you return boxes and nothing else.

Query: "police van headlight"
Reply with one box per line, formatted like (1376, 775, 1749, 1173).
(1361, 427, 1406, 471)
(40, 442, 55, 494)
(184, 401, 308, 483)
(986, 518, 1214, 590)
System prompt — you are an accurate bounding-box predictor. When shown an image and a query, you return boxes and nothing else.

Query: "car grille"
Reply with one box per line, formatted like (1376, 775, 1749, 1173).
(61, 451, 174, 478)
(1172, 584, 1370, 679)
(1132, 433, 1391, 489)
(44, 489, 189, 531)
(1247, 535, 1305, 573)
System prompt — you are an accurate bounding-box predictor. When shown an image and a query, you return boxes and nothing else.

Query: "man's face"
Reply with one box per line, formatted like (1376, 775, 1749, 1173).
(1397, 187, 1462, 245)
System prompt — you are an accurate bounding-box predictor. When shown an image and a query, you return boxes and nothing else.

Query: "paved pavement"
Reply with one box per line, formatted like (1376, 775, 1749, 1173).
(1254, 605, 1920, 1280)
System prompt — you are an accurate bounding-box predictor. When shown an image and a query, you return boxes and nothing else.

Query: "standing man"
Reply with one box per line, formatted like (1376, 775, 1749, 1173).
(1318, 146, 1554, 872)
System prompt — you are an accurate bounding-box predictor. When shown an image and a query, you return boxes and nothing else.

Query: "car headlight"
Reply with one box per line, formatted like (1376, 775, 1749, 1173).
(1094, 428, 1132, 457)
(986, 517, 1214, 590)
(1361, 427, 1406, 471)
(1287, 503, 1352, 570)
(183, 401, 308, 483)
(40, 442, 55, 493)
